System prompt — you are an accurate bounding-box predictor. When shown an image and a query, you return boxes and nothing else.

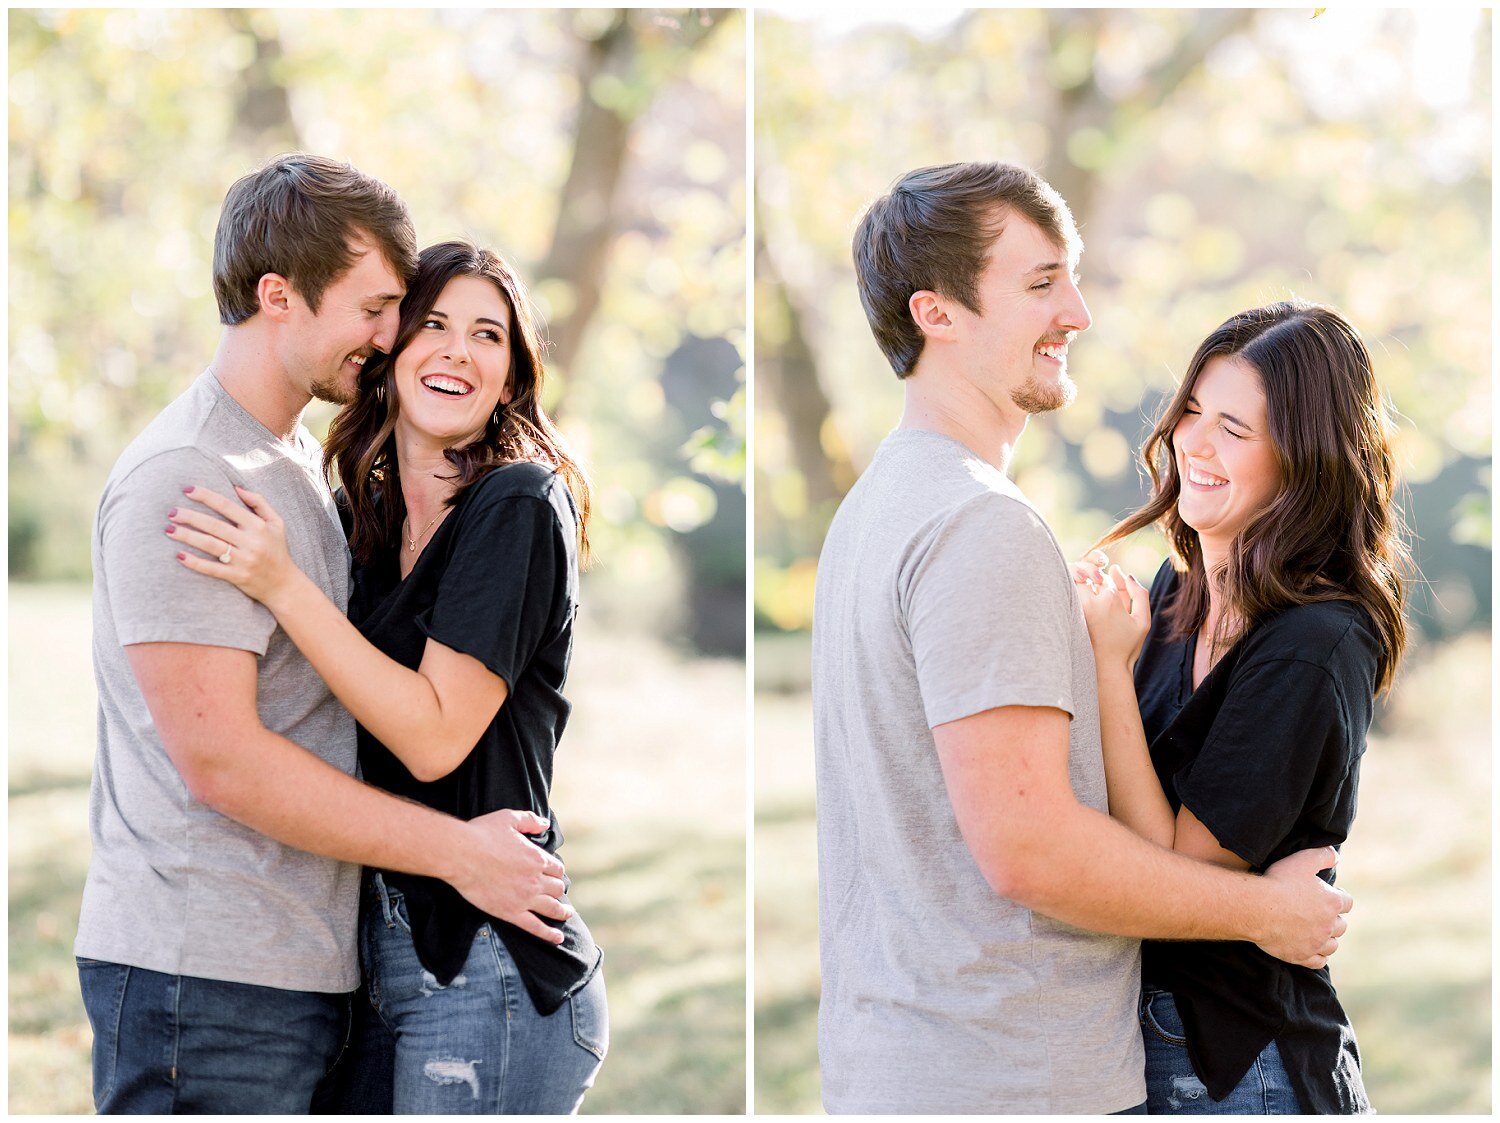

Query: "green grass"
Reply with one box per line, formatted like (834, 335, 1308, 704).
(8, 583, 746, 1115)
(753, 630, 1493, 1115)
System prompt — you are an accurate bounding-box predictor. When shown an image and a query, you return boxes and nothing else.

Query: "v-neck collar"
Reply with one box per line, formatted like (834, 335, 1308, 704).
(358, 484, 476, 623)
(397, 506, 455, 583)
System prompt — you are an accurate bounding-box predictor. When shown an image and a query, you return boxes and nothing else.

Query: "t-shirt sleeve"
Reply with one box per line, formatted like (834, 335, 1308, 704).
(101, 447, 277, 653)
(905, 495, 1079, 729)
(1173, 657, 1352, 868)
(1147, 558, 1177, 611)
(418, 494, 565, 687)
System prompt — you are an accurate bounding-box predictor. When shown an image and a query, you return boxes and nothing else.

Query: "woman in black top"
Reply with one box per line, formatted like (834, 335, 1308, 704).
(1073, 301, 1408, 1114)
(172, 242, 605, 1113)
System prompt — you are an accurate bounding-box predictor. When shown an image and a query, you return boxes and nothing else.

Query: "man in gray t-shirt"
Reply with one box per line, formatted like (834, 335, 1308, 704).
(813, 162, 1353, 1113)
(75, 156, 573, 1114)
(83, 371, 361, 991)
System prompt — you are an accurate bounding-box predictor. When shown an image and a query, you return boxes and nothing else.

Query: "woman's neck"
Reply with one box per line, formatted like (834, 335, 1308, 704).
(1198, 533, 1233, 656)
(395, 426, 458, 536)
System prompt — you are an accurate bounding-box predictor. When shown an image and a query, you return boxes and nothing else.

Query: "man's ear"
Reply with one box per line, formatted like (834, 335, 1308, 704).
(909, 290, 956, 342)
(256, 273, 294, 322)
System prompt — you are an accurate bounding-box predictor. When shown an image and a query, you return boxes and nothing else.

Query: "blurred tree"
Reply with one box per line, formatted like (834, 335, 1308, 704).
(754, 8, 1490, 639)
(753, 193, 852, 554)
(1031, 8, 1254, 228)
(224, 9, 299, 151)
(9, 8, 746, 655)
(539, 9, 726, 380)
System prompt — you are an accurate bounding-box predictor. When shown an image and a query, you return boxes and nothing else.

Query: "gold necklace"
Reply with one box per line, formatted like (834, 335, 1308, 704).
(404, 507, 448, 552)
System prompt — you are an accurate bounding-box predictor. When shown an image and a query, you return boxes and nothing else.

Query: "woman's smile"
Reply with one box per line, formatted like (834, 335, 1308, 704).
(394, 275, 514, 447)
(419, 373, 475, 398)
(1184, 462, 1230, 490)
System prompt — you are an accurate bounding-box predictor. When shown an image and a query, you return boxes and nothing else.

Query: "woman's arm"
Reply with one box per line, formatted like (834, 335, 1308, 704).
(169, 485, 504, 781)
(1077, 562, 1248, 868)
(1091, 656, 1176, 848)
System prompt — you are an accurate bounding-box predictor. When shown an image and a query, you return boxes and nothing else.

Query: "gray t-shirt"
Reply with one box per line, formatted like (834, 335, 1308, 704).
(76, 369, 360, 993)
(812, 428, 1143, 1113)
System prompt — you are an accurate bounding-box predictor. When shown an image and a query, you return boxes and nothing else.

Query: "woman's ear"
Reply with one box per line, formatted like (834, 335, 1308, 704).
(500, 357, 517, 406)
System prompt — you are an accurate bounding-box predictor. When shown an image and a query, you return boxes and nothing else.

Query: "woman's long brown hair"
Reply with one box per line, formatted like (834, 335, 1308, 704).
(1097, 301, 1409, 693)
(324, 240, 592, 566)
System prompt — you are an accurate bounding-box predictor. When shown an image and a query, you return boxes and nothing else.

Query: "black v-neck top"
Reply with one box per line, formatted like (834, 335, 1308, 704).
(1134, 561, 1377, 1115)
(340, 462, 600, 1015)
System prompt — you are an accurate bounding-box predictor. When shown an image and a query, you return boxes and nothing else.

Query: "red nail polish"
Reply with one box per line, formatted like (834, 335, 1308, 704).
(176, 552, 186, 561)
(182, 486, 194, 494)
(165, 525, 176, 534)
(167, 508, 177, 518)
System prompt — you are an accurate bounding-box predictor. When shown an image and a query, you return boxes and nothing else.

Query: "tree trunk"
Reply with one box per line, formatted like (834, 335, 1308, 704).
(223, 10, 301, 153)
(537, 9, 726, 380)
(535, 11, 636, 379)
(754, 204, 851, 511)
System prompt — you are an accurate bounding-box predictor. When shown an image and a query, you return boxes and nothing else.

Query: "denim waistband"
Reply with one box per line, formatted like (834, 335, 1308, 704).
(367, 870, 404, 927)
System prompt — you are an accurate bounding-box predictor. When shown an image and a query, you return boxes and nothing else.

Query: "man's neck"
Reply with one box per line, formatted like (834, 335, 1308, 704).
(209, 328, 310, 444)
(898, 366, 1027, 476)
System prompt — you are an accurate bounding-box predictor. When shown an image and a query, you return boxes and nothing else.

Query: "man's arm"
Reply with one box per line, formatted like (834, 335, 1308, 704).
(126, 641, 569, 944)
(933, 704, 1349, 967)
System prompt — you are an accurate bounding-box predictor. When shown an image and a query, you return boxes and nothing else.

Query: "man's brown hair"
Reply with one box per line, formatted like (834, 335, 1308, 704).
(212, 154, 418, 325)
(852, 161, 1081, 376)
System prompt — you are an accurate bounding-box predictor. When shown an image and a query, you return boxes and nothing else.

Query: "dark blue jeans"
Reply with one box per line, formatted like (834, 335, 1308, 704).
(76, 957, 348, 1113)
(319, 873, 607, 1114)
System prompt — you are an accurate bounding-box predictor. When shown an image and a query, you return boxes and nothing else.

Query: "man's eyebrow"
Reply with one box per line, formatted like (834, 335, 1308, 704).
(1026, 261, 1069, 276)
(1186, 395, 1254, 431)
(366, 292, 404, 304)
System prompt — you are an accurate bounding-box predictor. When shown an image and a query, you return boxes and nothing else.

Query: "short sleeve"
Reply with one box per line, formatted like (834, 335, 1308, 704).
(101, 448, 276, 653)
(418, 493, 565, 687)
(1147, 558, 1177, 612)
(1173, 658, 1351, 867)
(905, 495, 1079, 729)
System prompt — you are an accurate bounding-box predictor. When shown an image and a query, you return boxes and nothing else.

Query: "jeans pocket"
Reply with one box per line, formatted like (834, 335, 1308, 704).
(76, 958, 130, 1105)
(1141, 991, 1189, 1047)
(569, 971, 609, 1062)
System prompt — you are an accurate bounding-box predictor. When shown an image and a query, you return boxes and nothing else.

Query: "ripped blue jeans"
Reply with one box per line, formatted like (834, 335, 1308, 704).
(1140, 988, 1300, 1114)
(320, 872, 607, 1115)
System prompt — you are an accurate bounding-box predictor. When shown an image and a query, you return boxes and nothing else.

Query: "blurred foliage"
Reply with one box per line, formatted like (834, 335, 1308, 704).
(9, 7, 746, 653)
(754, 9, 1491, 638)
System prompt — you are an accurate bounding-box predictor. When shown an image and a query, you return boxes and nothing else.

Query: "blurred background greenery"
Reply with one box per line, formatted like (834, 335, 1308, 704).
(753, 7, 1490, 1114)
(9, 7, 745, 1114)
